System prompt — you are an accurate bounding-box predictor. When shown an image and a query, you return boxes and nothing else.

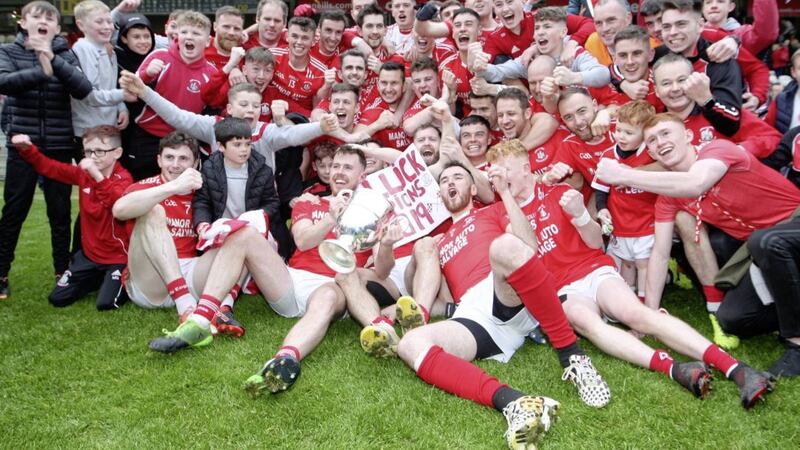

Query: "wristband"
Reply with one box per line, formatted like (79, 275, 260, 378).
(571, 209, 592, 227)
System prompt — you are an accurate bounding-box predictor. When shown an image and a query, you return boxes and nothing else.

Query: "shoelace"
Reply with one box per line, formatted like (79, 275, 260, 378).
(562, 358, 601, 387)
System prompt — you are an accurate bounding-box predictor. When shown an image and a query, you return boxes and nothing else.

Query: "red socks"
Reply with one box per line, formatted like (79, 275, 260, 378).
(649, 349, 675, 377)
(417, 345, 504, 408)
(167, 278, 190, 301)
(702, 285, 724, 313)
(703, 344, 739, 377)
(506, 256, 577, 349)
(419, 304, 430, 323)
(194, 294, 222, 321)
(276, 345, 301, 361)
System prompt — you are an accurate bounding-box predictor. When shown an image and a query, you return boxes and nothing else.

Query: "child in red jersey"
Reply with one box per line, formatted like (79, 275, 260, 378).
(592, 101, 659, 304)
(12, 126, 132, 310)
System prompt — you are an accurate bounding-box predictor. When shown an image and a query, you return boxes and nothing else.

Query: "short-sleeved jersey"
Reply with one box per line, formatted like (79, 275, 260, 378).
(359, 99, 412, 150)
(437, 203, 509, 301)
(483, 13, 595, 62)
(309, 30, 357, 70)
(591, 146, 658, 237)
(242, 30, 288, 51)
(385, 24, 415, 56)
(523, 183, 615, 288)
(683, 108, 782, 159)
(288, 198, 371, 277)
(529, 127, 570, 176)
(589, 77, 662, 109)
(269, 49, 327, 117)
(654, 140, 800, 240)
(123, 176, 197, 259)
(553, 131, 617, 182)
(438, 53, 473, 116)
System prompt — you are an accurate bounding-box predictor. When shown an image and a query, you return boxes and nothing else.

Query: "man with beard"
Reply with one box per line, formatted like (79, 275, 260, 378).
(243, 146, 376, 394)
(243, 0, 287, 51)
(204, 6, 244, 69)
(269, 17, 327, 118)
(596, 112, 800, 379)
(491, 138, 776, 409)
(495, 87, 566, 177)
(399, 157, 611, 410)
(355, 61, 412, 151)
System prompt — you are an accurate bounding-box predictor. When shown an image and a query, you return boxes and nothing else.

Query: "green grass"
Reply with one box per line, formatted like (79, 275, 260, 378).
(0, 188, 798, 449)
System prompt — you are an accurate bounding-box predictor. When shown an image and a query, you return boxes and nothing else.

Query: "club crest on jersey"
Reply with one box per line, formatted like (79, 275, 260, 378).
(262, 103, 271, 115)
(700, 126, 715, 143)
(187, 79, 201, 93)
(302, 81, 312, 92)
(535, 148, 548, 163)
(539, 207, 550, 221)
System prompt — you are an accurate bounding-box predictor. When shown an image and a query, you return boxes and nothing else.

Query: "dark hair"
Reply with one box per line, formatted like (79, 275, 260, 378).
(244, 47, 275, 66)
(415, 123, 442, 137)
(357, 3, 386, 28)
(331, 82, 360, 99)
(661, 0, 700, 15)
(21, 1, 60, 22)
(214, 117, 252, 147)
(614, 25, 650, 46)
(319, 9, 348, 28)
(495, 87, 530, 110)
(335, 145, 368, 168)
(469, 91, 495, 102)
(450, 7, 480, 23)
(439, 160, 475, 183)
(639, 0, 663, 16)
(159, 131, 200, 160)
(215, 5, 243, 21)
(380, 60, 406, 81)
(288, 16, 316, 32)
(311, 140, 338, 161)
(410, 56, 439, 74)
(534, 6, 567, 24)
(340, 48, 368, 66)
(459, 115, 491, 131)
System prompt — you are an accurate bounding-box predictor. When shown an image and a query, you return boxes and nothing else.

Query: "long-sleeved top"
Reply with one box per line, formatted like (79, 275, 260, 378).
(0, 33, 92, 153)
(481, 44, 610, 87)
(703, 0, 779, 56)
(70, 37, 126, 137)
(139, 86, 324, 171)
(17, 144, 132, 264)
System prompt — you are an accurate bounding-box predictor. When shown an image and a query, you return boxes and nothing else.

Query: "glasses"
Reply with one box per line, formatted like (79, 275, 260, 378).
(83, 148, 117, 158)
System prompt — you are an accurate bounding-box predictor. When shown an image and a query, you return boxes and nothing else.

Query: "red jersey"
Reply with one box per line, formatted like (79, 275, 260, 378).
(123, 176, 197, 258)
(309, 30, 357, 70)
(200, 69, 278, 123)
(589, 77, 662, 110)
(19, 145, 132, 265)
(523, 183, 615, 288)
(591, 146, 658, 237)
(288, 198, 370, 277)
(359, 99, 412, 150)
(242, 30, 288, 51)
(438, 53, 473, 116)
(204, 38, 232, 69)
(529, 127, 570, 176)
(393, 218, 452, 259)
(654, 140, 800, 240)
(269, 49, 327, 118)
(553, 131, 617, 182)
(484, 13, 595, 62)
(683, 108, 781, 159)
(136, 45, 218, 138)
(437, 203, 509, 301)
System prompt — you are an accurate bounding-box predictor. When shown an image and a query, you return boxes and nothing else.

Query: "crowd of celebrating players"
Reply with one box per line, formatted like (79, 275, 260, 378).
(1, 0, 797, 448)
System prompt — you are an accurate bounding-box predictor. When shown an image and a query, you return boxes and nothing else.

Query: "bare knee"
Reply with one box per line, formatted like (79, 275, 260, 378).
(489, 233, 532, 272)
(306, 285, 345, 320)
(397, 327, 431, 367)
(413, 236, 438, 259)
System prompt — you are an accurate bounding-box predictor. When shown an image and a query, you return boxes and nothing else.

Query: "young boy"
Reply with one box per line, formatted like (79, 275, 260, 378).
(302, 141, 335, 197)
(11, 126, 132, 309)
(0, 0, 92, 299)
(191, 117, 280, 334)
(128, 10, 217, 180)
(591, 101, 658, 304)
(71, 0, 128, 138)
(201, 47, 278, 123)
(765, 48, 800, 134)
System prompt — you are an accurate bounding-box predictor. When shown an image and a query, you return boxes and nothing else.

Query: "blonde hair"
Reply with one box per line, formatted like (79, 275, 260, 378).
(486, 139, 528, 164)
(73, 0, 109, 22)
(175, 10, 212, 33)
(616, 100, 656, 129)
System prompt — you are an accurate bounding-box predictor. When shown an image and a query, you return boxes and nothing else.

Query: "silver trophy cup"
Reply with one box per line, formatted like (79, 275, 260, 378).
(319, 188, 394, 273)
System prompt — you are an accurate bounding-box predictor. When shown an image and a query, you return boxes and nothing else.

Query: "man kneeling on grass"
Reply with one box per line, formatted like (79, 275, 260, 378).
(112, 131, 288, 350)
(12, 126, 132, 310)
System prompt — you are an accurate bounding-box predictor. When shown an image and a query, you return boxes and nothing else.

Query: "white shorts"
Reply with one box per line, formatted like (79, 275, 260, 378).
(387, 255, 412, 297)
(268, 267, 335, 318)
(452, 274, 539, 363)
(127, 257, 199, 309)
(607, 235, 655, 261)
(558, 265, 622, 303)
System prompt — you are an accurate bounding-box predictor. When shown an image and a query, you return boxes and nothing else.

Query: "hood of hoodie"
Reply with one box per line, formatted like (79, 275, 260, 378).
(114, 13, 156, 72)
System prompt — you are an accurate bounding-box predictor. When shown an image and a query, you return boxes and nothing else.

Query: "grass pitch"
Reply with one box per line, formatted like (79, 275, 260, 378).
(0, 189, 798, 449)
